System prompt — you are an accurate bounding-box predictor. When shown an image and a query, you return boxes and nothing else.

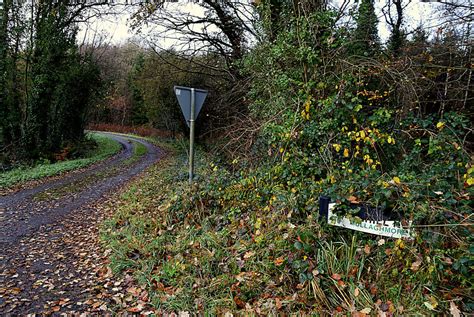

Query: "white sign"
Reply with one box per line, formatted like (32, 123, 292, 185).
(327, 203, 415, 239)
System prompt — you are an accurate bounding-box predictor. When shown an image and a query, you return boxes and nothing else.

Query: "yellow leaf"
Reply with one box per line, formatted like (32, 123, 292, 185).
(436, 121, 445, 129)
(425, 296, 438, 310)
(395, 239, 405, 249)
(393, 176, 401, 184)
(429, 296, 438, 308)
(360, 130, 366, 139)
(466, 177, 474, 186)
(343, 148, 349, 157)
(424, 302, 435, 310)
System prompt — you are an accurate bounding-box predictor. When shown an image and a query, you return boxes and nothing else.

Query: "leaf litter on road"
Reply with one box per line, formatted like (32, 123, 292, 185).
(0, 190, 157, 314)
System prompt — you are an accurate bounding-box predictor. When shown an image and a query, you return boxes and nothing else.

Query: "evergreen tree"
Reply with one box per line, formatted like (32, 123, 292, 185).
(24, 0, 101, 158)
(0, 0, 21, 154)
(0, 0, 8, 149)
(129, 53, 147, 125)
(351, 0, 379, 57)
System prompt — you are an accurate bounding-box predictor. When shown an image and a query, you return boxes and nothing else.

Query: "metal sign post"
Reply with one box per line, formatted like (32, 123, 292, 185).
(189, 88, 195, 184)
(174, 86, 208, 184)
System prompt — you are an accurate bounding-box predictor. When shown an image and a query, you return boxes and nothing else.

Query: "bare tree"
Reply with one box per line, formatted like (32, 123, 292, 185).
(130, 0, 258, 80)
(382, 0, 411, 55)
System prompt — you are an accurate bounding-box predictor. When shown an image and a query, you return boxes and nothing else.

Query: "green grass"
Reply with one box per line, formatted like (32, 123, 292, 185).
(123, 141, 148, 165)
(0, 133, 122, 189)
(31, 138, 149, 201)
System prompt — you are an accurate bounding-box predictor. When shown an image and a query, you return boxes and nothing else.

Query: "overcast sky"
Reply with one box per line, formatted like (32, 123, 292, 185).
(77, 1, 437, 47)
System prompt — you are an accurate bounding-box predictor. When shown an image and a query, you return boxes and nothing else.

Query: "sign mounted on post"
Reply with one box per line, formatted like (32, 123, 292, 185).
(174, 86, 208, 127)
(174, 86, 208, 184)
(319, 196, 414, 239)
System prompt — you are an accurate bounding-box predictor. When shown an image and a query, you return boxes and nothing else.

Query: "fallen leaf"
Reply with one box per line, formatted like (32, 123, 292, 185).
(243, 251, 255, 259)
(233, 296, 246, 309)
(364, 245, 371, 255)
(424, 296, 438, 311)
(11, 287, 21, 295)
(236, 272, 246, 282)
(127, 304, 144, 313)
(443, 257, 453, 265)
(275, 298, 282, 310)
(411, 257, 422, 271)
(127, 286, 141, 296)
(331, 273, 341, 280)
(274, 257, 284, 266)
(354, 287, 360, 297)
(370, 286, 377, 295)
(449, 301, 461, 317)
(360, 308, 371, 314)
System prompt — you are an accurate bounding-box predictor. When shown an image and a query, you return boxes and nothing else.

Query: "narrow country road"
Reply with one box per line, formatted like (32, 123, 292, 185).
(0, 132, 163, 314)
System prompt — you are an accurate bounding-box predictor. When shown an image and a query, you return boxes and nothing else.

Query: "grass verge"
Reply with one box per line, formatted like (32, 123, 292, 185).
(32, 139, 149, 201)
(123, 141, 148, 165)
(0, 133, 121, 189)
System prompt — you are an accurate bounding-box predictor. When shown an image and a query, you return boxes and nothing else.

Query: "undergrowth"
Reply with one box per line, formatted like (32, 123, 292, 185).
(101, 138, 472, 314)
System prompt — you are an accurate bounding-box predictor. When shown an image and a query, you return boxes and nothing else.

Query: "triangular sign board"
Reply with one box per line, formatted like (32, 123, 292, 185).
(174, 86, 208, 127)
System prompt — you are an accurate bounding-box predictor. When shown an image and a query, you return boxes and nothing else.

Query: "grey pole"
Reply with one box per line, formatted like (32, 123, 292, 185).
(189, 88, 196, 184)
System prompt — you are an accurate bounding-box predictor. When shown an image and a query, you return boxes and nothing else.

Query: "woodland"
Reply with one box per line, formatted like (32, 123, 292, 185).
(0, 0, 473, 314)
